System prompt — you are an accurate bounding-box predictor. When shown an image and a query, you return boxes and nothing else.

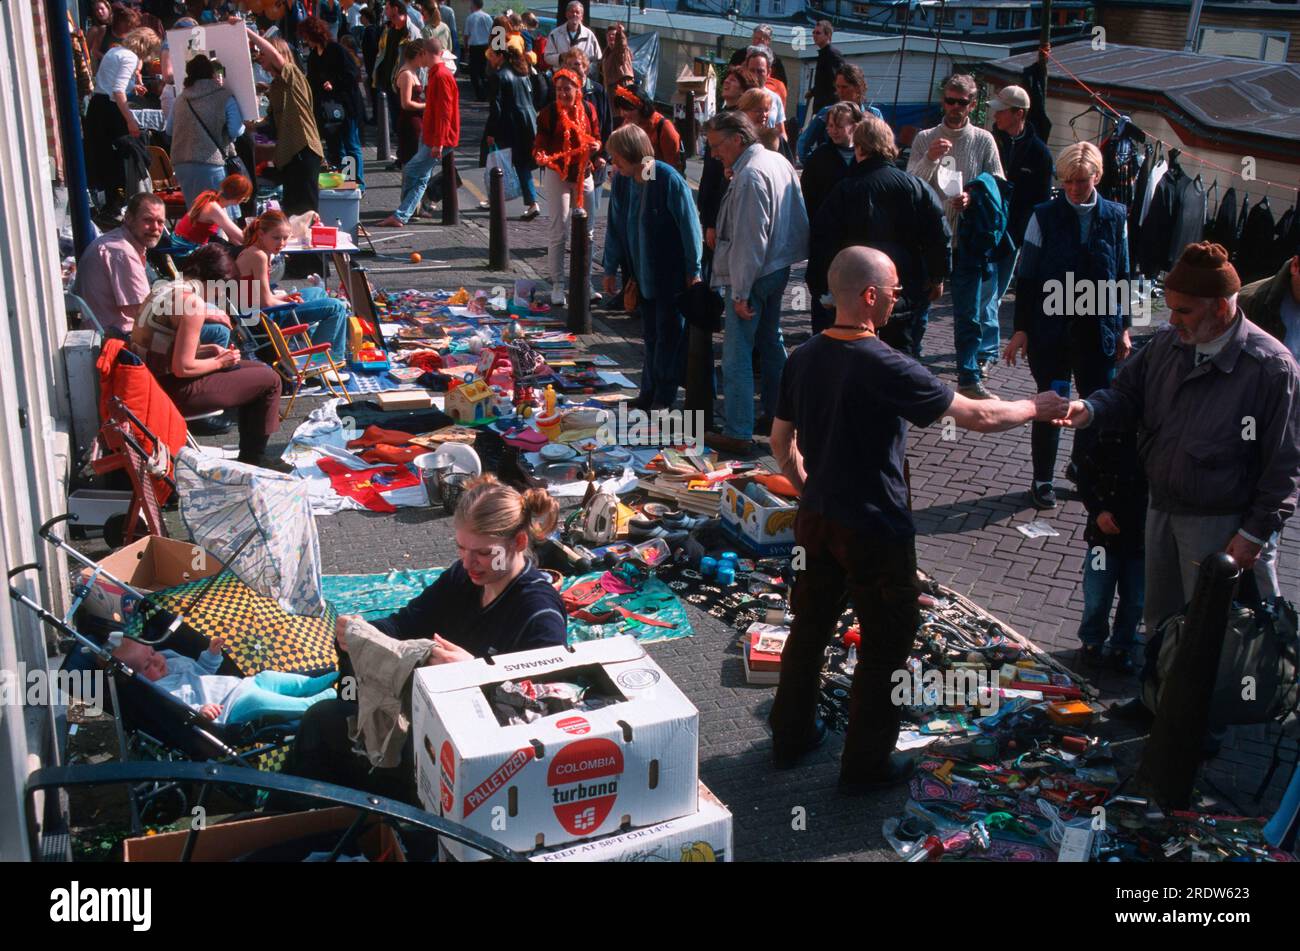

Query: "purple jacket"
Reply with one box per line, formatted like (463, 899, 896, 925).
(1086, 313, 1300, 542)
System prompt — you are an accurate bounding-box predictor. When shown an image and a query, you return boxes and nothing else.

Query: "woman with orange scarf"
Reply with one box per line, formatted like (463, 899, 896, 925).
(533, 69, 605, 307)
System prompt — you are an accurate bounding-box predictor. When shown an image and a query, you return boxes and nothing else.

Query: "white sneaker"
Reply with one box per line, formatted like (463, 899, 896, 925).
(550, 288, 566, 307)
(322, 369, 351, 385)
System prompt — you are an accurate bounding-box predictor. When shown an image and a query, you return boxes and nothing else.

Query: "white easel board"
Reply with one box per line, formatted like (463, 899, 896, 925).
(167, 22, 259, 120)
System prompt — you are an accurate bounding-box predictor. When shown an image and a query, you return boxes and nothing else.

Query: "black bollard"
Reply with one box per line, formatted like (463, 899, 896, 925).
(684, 325, 714, 432)
(681, 91, 697, 163)
(567, 207, 591, 334)
(440, 150, 459, 225)
(1133, 552, 1241, 809)
(376, 91, 391, 163)
(488, 166, 510, 271)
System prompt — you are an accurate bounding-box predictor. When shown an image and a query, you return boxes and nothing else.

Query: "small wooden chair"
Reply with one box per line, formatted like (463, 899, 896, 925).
(262, 312, 348, 418)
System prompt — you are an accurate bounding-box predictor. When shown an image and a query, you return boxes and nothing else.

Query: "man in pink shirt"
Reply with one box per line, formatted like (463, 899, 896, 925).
(75, 193, 166, 336)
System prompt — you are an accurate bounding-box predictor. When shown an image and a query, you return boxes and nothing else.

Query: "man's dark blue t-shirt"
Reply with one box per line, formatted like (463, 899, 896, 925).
(371, 561, 568, 658)
(775, 331, 954, 537)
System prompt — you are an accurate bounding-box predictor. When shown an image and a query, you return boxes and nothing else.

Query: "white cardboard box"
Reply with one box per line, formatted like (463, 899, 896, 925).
(413, 636, 699, 861)
(720, 477, 797, 555)
(527, 782, 732, 862)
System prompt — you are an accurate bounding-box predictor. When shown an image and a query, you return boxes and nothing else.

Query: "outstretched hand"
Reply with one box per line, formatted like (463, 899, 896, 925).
(1052, 400, 1093, 429)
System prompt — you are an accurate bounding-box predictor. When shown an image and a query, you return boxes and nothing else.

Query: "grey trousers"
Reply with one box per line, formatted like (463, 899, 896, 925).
(1144, 509, 1280, 632)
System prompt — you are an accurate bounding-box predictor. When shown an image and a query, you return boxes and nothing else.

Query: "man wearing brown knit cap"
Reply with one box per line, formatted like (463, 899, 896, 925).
(1058, 242, 1300, 657)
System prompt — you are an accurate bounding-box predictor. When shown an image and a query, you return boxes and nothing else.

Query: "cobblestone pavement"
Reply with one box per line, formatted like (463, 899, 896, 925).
(80, 72, 1298, 861)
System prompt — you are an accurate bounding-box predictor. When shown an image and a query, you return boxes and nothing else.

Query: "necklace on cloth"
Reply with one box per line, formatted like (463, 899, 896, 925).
(823, 324, 876, 340)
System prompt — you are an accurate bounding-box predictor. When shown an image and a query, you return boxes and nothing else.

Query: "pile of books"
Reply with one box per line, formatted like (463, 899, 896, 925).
(743, 622, 788, 685)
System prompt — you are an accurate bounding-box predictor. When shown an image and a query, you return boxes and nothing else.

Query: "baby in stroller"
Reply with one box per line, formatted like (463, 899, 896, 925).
(112, 636, 338, 725)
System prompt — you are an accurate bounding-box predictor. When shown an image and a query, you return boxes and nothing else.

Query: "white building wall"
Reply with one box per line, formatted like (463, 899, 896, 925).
(0, 0, 76, 862)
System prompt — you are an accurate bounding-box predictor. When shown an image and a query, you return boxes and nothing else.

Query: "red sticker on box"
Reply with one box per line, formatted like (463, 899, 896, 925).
(547, 738, 624, 835)
(462, 746, 535, 818)
(556, 716, 590, 735)
(439, 741, 455, 814)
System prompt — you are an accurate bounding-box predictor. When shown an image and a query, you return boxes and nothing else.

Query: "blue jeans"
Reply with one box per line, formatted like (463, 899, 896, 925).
(338, 116, 365, 188)
(991, 249, 1017, 357)
(174, 162, 225, 209)
(1079, 546, 1145, 651)
(518, 166, 537, 206)
(274, 286, 350, 362)
(199, 323, 232, 349)
(394, 143, 441, 223)
(911, 304, 930, 358)
(950, 257, 999, 386)
(722, 267, 789, 440)
(639, 293, 687, 407)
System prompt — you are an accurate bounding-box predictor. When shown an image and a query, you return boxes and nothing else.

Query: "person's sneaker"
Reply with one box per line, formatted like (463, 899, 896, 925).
(771, 719, 828, 770)
(1107, 697, 1155, 727)
(590, 291, 603, 304)
(520, 205, 541, 221)
(478, 200, 490, 210)
(1029, 482, 1057, 510)
(550, 288, 566, 307)
(703, 430, 755, 455)
(418, 200, 437, 218)
(189, 410, 236, 435)
(1079, 642, 1105, 666)
(958, 382, 999, 400)
(839, 753, 916, 794)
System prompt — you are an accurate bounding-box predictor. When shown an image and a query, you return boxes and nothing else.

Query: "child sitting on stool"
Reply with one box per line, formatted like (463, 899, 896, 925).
(112, 636, 337, 725)
(1076, 427, 1147, 672)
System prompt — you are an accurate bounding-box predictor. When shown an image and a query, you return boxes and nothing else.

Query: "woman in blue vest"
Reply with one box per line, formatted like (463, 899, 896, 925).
(601, 124, 703, 411)
(1003, 141, 1133, 510)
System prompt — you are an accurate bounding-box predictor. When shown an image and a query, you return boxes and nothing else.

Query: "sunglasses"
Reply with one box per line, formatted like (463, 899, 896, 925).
(944, 97, 971, 107)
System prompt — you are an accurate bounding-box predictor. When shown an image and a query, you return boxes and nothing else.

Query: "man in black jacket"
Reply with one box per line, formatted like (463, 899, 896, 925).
(807, 20, 845, 116)
(808, 116, 949, 352)
(990, 85, 1052, 252)
(990, 84, 1052, 366)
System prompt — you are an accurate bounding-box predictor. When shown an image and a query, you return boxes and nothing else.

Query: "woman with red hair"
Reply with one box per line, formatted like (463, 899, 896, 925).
(173, 174, 253, 247)
(300, 15, 367, 190)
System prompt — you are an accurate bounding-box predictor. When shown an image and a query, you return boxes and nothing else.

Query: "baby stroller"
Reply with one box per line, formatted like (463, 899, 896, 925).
(12, 516, 306, 832)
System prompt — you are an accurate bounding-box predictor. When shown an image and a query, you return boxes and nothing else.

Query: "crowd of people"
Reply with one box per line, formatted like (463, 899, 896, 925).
(65, 3, 1300, 797)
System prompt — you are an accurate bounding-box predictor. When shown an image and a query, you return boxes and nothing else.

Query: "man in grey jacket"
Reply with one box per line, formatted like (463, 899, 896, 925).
(1058, 242, 1300, 648)
(704, 111, 810, 453)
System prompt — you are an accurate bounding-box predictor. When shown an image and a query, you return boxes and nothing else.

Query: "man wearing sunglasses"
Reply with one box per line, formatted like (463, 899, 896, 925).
(907, 74, 1004, 392)
(768, 245, 1069, 790)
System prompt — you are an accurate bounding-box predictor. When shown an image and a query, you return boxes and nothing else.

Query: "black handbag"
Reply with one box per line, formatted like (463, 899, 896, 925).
(320, 100, 346, 125)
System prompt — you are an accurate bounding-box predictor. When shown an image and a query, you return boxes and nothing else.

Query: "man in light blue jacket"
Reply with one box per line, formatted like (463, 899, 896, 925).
(705, 112, 810, 453)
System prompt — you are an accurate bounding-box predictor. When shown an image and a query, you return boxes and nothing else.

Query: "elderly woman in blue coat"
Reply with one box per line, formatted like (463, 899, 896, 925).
(602, 123, 704, 411)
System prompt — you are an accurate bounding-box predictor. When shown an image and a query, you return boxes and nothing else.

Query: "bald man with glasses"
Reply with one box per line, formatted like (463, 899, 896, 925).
(768, 246, 1067, 791)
